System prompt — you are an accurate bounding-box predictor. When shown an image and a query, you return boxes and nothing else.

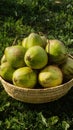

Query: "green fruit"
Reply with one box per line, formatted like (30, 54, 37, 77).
(5, 45, 26, 68)
(22, 37, 28, 50)
(24, 46, 48, 69)
(40, 35, 47, 48)
(24, 33, 44, 49)
(13, 67, 37, 88)
(1, 55, 7, 64)
(46, 39, 68, 65)
(61, 57, 73, 81)
(39, 65, 63, 88)
(0, 62, 15, 82)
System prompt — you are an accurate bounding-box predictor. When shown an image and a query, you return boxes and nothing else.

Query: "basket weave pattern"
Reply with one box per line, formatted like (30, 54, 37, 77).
(0, 77, 73, 103)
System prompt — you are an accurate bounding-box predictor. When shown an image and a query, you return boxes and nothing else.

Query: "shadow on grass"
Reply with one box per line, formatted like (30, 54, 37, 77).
(0, 83, 73, 129)
(1, 86, 73, 116)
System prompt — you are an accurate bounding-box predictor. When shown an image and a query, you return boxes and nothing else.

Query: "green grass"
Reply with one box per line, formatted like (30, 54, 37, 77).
(0, 0, 73, 129)
(0, 86, 73, 130)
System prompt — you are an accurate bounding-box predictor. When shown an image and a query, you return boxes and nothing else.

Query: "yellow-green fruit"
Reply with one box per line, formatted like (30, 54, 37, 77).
(13, 67, 37, 88)
(22, 37, 28, 50)
(5, 45, 26, 68)
(61, 57, 73, 81)
(40, 35, 47, 48)
(24, 46, 48, 69)
(24, 33, 44, 49)
(46, 39, 68, 65)
(1, 55, 7, 64)
(38, 65, 63, 88)
(0, 62, 15, 82)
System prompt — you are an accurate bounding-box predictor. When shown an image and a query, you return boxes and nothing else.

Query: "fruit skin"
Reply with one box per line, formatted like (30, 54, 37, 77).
(13, 67, 37, 88)
(38, 65, 63, 88)
(1, 55, 7, 64)
(61, 57, 73, 81)
(46, 39, 68, 65)
(22, 37, 28, 50)
(24, 46, 48, 69)
(0, 62, 15, 82)
(5, 45, 26, 69)
(23, 33, 44, 49)
(40, 35, 47, 48)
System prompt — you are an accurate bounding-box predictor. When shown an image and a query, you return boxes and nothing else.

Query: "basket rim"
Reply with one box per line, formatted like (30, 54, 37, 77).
(0, 76, 73, 91)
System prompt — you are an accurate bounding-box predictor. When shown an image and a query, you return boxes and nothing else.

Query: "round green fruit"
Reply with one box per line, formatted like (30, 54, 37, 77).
(24, 33, 44, 49)
(61, 57, 73, 81)
(38, 65, 63, 88)
(22, 37, 28, 50)
(24, 46, 48, 69)
(46, 39, 68, 65)
(5, 45, 26, 68)
(0, 62, 15, 82)
(40, 35, 47, 48)
(13, 67, 37, 88)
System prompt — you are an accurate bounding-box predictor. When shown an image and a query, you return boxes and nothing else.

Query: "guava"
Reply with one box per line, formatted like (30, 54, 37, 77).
(23, 33, 44, 49)
(1, 54, 7, 64)
(61, 56, 73, 81)
(13, 67, 37, 88)
(40, 35, 47, 48)
(0, 62, 15, 82)
(38, 65, 63, 88)
(45, 39, 68, 65)
(22, 37, 28, 50)
(5, 45, 26, 68)
(24, 46, 48, 69)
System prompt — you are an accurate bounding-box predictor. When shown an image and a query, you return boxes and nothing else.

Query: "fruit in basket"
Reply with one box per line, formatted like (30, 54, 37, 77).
(22, 37, 28, 49)
(46, 39, 68, 65)
(13, 67, 37, 88)
(40, 35, 47, 48)
(1, 55, 7, 64)
(24, 46, 48, 69)
(5, 45, 26, 68)
(61, 56, 73, 81)
(0, 62, 15, 82)
(38, 65, 63, 88)
(23, 33, 44, 49)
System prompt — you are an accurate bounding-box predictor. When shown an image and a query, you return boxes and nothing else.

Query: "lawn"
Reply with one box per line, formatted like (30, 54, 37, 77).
(0, 0, 73, 129)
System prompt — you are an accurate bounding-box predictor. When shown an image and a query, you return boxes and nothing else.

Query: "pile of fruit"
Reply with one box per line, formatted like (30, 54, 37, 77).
(0, 33, 73, 89)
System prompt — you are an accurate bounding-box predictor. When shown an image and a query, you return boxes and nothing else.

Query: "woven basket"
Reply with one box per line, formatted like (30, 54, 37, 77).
(0, 77, 73, 103)
(0, 55, 73, 104)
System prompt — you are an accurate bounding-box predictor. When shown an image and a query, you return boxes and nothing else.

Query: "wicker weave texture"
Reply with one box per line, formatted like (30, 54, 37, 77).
(0, 77, 73, 103)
